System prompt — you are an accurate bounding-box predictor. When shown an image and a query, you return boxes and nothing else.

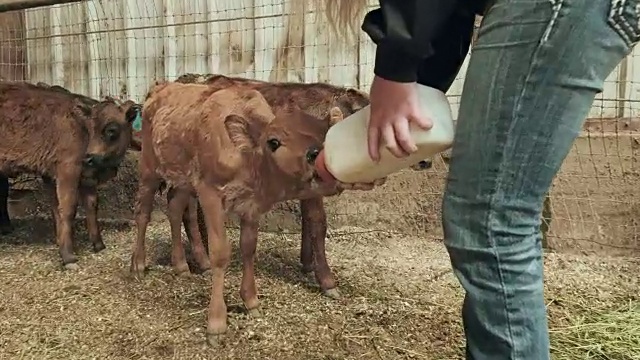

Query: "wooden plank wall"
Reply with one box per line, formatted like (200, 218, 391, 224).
(0, 0, 638, 120)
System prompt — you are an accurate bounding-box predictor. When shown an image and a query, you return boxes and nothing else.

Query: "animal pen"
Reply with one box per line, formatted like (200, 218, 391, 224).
(0, 1, 639, 359)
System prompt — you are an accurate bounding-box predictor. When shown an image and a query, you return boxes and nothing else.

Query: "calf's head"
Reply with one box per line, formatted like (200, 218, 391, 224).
(224, 97, 342, 193)
(75, 99, 141, 171)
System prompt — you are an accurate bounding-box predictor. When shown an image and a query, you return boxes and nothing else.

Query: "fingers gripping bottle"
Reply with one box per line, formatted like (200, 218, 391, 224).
(314, 83, 455, 184)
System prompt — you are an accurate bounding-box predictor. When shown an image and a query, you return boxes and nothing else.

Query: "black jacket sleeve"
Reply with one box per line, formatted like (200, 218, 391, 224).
(361, 0, 478, 88)
(416, 11, 475, 93)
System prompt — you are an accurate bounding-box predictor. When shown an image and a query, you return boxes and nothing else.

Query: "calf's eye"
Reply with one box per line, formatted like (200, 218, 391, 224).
(266, 138, 281, 152)
(103, 124, 121, 142)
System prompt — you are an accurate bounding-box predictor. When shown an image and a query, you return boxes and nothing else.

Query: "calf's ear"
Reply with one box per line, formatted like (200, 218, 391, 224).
(104, 95, 119, 103)
(328, 106, 344, 127)
(121, 99, 137, 108)
(124, 103, 142, 124)
(224, 114, 256, 151)
(71, 98, 93, 120)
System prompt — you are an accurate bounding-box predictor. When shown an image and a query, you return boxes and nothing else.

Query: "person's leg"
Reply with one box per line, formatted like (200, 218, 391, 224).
(442, 0, 638, 359)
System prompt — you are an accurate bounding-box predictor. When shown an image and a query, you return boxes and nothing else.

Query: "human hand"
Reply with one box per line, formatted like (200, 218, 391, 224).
(367, 76, 432, 161)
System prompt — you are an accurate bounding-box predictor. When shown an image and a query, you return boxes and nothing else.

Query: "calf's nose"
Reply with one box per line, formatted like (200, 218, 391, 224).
(83, 154, 103, 167)
(417, 160, 432, 170)
(83, 155, 94, 167)
(306, 146, 321, 164)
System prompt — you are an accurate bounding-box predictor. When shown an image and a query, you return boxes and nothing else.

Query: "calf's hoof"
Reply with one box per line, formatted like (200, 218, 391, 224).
(322, 287, 341, 300)
(206, 322, 227, 347)
(64, 262, 80, 271)
(175, 268, 192, 278)
(247, 307, 262, 318)
(206, 333, 225, 347)
(173, 262, 191, 277)
(129, 257, 146, 278)
(60, 252, 78, 270)
(92, 240, 106, 253)
(198, 262, 211, 273)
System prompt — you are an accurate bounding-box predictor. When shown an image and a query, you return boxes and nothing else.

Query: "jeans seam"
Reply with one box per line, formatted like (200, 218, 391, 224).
(608, 0, 640, 47)
(487, 1, 563, 358)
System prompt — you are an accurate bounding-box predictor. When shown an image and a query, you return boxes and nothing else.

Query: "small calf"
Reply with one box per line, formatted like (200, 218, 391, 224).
(131, 81, 359, 344)
(0, 81, 140, 268)
(176, 73, 423, 298)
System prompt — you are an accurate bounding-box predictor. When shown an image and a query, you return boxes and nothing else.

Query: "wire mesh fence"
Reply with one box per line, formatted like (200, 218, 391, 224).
(0, 0, 638, 255)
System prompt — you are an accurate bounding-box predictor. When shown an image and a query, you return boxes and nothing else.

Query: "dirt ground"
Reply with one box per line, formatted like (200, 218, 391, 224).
(0, 214, 638, 359)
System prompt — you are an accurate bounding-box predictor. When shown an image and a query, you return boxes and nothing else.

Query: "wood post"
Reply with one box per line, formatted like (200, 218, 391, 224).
(0, 0, 83, 13)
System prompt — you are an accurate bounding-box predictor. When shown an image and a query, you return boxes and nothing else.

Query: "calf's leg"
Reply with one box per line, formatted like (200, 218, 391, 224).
(166, 187, 190, 275)
(81, 186, 106, 252)
(0, 175, 13, 235)
(239, 218, 261, 317)
(301, 197, 339, 299)
(183, 196, 210, 273)
(299, 200, 314, 273)
(130, 166, 161, 277)
(195, 183, 229, 346)
(55, 167, 81, 269)
(42, 176, 60, 243)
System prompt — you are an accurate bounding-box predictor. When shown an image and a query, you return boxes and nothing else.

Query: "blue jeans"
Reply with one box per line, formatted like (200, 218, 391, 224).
(442, 0, 639, 358)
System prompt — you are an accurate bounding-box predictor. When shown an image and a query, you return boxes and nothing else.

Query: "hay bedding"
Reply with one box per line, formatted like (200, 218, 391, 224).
(0, 213, 638, 360)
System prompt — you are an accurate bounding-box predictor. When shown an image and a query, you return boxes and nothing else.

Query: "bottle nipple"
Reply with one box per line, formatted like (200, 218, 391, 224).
(314, 150, 337, 183)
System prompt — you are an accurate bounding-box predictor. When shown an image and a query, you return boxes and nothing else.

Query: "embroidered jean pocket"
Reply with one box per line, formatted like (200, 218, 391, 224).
(608, 0, 640, 47)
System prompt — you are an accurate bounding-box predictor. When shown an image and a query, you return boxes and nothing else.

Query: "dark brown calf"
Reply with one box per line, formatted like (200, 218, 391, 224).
(35, 82, 143, 152)
(0, 81, 140, 269)
(132, 82, 355, 344)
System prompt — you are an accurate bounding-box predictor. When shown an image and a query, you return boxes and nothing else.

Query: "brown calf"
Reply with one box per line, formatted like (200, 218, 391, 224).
(176, 74, 368, 298)
(131, 82, 355, 345)
(175, 73, 426, 298)
(0, 81, 140, 269)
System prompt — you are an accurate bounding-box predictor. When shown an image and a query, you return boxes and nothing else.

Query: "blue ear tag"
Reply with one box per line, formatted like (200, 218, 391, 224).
(132, 109, 142, 132)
